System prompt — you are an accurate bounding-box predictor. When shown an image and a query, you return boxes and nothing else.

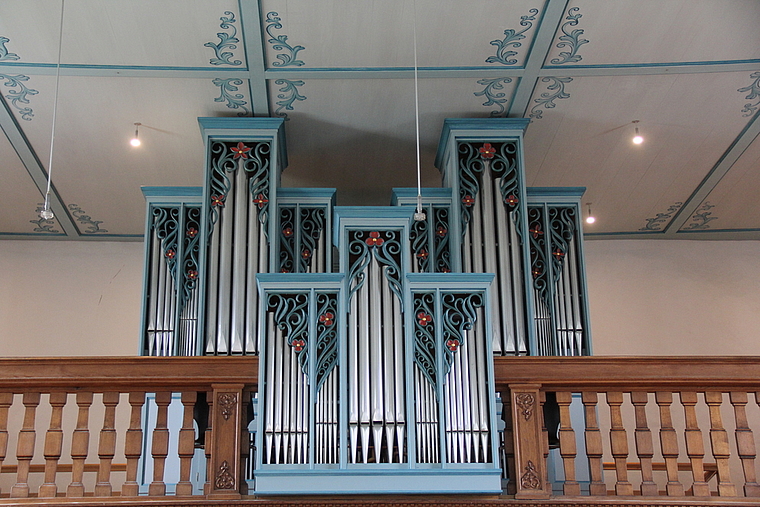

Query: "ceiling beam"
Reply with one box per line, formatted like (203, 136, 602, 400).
(664, 111, 760, 235)
(239, 0, 270, 116)
(507, 0, 569, 117)
(0, 96, 79, 237)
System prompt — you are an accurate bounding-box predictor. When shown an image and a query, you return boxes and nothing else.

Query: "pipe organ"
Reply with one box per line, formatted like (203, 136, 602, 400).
(140, 117, 591, 493)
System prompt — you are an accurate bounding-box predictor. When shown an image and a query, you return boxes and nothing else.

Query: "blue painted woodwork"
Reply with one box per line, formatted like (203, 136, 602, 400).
(139, 117, 593, 494)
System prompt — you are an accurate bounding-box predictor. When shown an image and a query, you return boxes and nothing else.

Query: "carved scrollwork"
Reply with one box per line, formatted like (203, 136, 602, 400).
(215, 460, 235, 489)
(520, 460, 540, 489)
(217, 393, 237, 421)
(515, 393, 535, 421)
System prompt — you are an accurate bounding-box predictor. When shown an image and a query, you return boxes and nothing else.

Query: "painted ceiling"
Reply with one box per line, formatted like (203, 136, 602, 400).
(0, 0, 759, 241)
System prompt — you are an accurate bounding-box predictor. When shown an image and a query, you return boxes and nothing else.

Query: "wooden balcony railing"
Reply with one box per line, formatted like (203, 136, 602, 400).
(1, 355, 760, 507)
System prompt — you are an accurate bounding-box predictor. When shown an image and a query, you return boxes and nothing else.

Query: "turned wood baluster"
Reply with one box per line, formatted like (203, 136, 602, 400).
(239, 390, 251, 495)
(502, 393, 516, 495)
(540, 391, 551, 496)
(149, 391, 172, 496)
(67, 391, 93, 497)
(731, 392, 760, 496)
(630, 391, 657, 496)
(680, 391, 710, 496)
(556, 392, 580, 495)
(0, 393, 12, 496)
(10, 392, 41, 498)
(581, 391, 606, 496)
(94, 392, 120, 497)
(39, 392, 68, 497)
(655, 391, 684, 496)
(607, 391, 633, 495)
(704, 391, 736, 496)
(204, 390, 214, 495)
(176, 391, 197, 496)
(122, 391, 145, 497)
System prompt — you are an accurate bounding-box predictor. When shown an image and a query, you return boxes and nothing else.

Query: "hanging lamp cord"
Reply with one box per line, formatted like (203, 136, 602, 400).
(42, 0, 65, 218)
(412, 0, 425, 221)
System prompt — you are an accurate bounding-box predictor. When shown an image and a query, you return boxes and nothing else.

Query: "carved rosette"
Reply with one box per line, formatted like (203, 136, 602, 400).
(215, 460, 235, 489)
(520, 460, 540, 489)
(515, 393, 535, 421)
(218, 393, 238, 421)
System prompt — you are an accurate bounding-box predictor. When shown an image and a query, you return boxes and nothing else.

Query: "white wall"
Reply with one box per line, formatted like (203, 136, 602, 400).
(585, 239, 760, 356)
(0, 240, 144, 356)
(1, 238, 759, 357)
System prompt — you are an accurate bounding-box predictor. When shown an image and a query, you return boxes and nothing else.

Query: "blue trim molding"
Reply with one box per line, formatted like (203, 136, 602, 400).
(529, 77, 572, 119)
(474, 77, 512, 117)
(265, 12, 305, 67)
(738, 71, 760, 117)
(639, 202, 683, 231)
(550, 7, 589, 65)
(485, 8, 539, 66)
(205, 11, 243, 66)
(212, 77, 249, 116)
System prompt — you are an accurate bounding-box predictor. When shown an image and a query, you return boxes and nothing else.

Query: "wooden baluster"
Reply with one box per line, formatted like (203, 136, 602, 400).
(94, 391, 119, 496)
(582, 391, 606, 496)
(122, 391, 145, 497)
(149, 391, 172, 496)
(509, 384, 549, 499)
(11, 392, 41, 498)
(540, 391, 551, 495)
(209, 384, 244, 499)
(176, 391, 197, 496)
(731, 392, 760, 496)
(502, 392, 516, 494)
(630, 391, 657, 496)
(204, 390, 214, 495)
(607, 391, 633, 495)
(680, 391, 710, 496)
(655, 391, 684, 496)
(556, 392, 580, 495)
(67, 391, 93, 497)
(39, 392, 67, 497)
(704, 391, 736, 496)
(0, 393, 12, 496)
(239, 390, 251, 495)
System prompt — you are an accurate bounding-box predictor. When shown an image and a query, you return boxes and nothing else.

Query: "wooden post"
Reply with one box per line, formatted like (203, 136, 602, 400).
(655, 391, 684, 496)
(630, 391, 657, 496)
(149, 391, 172, 496)
(705, 391, 736, 497)
(39, 392, 67, 497)
(67, 391, 93, 497)
(208, 383, 244, 499)
(11, 391, 40, 498)
(680, 391, 710, 496)
(556, 392, 580, 495)
(581, 391, 606, 496)
(176, 391, 197, 496)
(509, 384, 549, 499)
(731, 391, 760, 496)
(95, 391, 120, 497)
(122, 391, 145, 497)
(0, 393, 13, 497)
(607, 391, 633, 496)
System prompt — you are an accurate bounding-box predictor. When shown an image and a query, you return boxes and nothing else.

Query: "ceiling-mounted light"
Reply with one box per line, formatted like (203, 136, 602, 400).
(130, 122, 142, 147)
(585, 202, 595, 224)
(632, 120, 643, 145)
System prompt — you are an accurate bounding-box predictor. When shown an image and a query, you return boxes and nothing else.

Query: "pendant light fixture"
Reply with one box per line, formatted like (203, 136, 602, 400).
(130, 122, 142, 147)
(585, 202, 595, 224)
(631, 120, 643, 145)
(39, 0, 66, 221)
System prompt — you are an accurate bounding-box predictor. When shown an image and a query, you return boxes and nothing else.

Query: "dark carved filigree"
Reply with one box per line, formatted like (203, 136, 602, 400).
(515, 393, 535, 421)
(215, 460, 235, 489)
(218, 393, 237, 421)
(520, 459, 540, 489)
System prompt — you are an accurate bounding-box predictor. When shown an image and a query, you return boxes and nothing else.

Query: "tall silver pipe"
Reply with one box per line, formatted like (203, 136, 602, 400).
(348, 291, 359, 463)
(358, 274, 371, 463)
(392, 293, 405, 460)
(244, 196, 259, 354)
(215, 174, 235, 354)
(265, 312, 276, 463)
(510, 223, 527, 353)
(493, 180, 514, 354)
(146, 232, 160, 354)
(230, 163, 248, 353)
(273, 324, 284, 463)
(381, 270, 396, 461)
(205, 218, 220, 354)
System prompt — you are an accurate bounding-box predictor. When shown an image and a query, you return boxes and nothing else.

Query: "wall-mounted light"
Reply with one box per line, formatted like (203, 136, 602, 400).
(130, 122, 142, 147)
(585, 202, 595, 224)
(632, 120, 643, 145)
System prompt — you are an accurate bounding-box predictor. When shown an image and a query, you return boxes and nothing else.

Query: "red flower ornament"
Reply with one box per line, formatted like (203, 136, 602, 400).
(417, 249, 429, 259)
(319, 312, 335, 327)
(283, 227, 293, 237)
(479, 143, 496, 159)
(231, 142, 251, 160)
(505, 194, 519, 207)
(530, 224, 543, 239)
(462, 195, 475, 207)
(186, 227, 198, 238)
(552, 249, 565, 261)
(187, 270, 198, 280)
(211, 194, 225, 207)
(365, 231, 384, 247)
(301, 249, 311, 259)
(446, 339, 460, 352)
(165, 249, 176, 259)
(291, 338, 306, 352)
(253, 193, 269, 209)
(417, 312, 433, 326)
(436, 226, 447, 237)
